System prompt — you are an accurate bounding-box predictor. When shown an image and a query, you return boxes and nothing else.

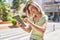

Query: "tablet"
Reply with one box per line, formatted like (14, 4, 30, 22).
(13, 15, 26, 27)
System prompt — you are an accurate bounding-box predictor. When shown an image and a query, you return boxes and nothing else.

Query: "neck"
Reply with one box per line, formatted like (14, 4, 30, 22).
(37, 13, 42, 18)
(33, 13, 42, 22)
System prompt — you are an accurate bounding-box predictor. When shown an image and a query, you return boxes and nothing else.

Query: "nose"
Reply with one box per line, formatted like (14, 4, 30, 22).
(32, 9, 35, 12)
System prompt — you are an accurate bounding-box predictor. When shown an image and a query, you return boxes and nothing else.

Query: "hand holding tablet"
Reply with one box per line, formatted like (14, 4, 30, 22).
(13, 15, 26, 27)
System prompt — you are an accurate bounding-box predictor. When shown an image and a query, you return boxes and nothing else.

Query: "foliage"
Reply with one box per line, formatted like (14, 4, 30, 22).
(0, 0, 6, 3)
(7, 12, 17, 26)
(20, 14, 27, 18)
(0, 0, 11, 21)
(12, 0, 32, 12)
(0, 0, 32, 25)
(0, 0, 17, 26)
(11, 18, 17, 26)
(13, 0, 22, 11)
(52, 17, 57, 22)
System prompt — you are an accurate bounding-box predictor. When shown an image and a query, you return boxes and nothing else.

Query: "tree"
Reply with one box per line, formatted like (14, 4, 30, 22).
(0, 0, 12, 21)
(0, 0, 6, 3)
(0, 0, 13, 21)
(12, 0, 22, 11)
(12, 0, 32, 13)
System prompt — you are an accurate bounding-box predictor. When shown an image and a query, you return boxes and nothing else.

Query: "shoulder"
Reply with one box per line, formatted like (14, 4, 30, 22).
(42, 15, 48, 22)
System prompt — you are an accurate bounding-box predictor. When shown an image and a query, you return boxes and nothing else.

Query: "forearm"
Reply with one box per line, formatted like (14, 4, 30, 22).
(19, 25, 32, 33)
(16, 22, 32, 33)
(29, 22, 45, 34)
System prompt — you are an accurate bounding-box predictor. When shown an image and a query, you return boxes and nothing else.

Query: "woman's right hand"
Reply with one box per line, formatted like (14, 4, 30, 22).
(24, 18, 29, 23)
(16, 22, 23, 27)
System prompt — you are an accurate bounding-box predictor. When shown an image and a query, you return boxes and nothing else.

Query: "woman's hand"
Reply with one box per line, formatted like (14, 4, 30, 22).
(24, 18, 30, 24)
(16, 22, 23, 27)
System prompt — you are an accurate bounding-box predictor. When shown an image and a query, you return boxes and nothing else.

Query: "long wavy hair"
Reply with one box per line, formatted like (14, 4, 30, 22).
(26, 2, 45, 17)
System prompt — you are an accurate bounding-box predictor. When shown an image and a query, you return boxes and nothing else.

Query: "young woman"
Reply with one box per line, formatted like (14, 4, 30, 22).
(17, 2, 48, 40)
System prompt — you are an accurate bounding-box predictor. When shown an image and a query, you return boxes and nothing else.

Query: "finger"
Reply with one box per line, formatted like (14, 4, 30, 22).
(19, 23, 23, 27)
(16, 22, 21, 27)
(24, 17, 28, 20)
(24, 18, 28, 22)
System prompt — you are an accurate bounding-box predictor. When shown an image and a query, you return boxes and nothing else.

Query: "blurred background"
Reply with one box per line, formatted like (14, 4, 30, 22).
(2, 0, 60, 22)
(0, 0, 60, 40)
(0, 0, 60, 22)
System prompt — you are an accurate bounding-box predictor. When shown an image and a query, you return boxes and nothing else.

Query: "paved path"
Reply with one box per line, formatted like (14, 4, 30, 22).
(0, 28, 30, 40)
(44, 29, 60, 40)
(0, 22, 60, 40)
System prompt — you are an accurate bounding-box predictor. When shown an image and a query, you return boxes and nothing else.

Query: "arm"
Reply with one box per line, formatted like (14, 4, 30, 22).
(28, 21, 47, 34)
(21, 25, 32, 33)
(16, 22, 32, 33)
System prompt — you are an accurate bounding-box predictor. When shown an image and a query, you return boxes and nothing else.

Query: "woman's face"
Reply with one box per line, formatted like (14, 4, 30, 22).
(28, 5, 38, 16)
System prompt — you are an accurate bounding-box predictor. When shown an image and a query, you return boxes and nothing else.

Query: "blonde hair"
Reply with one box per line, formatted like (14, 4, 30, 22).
(26, 2, 45, 17)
